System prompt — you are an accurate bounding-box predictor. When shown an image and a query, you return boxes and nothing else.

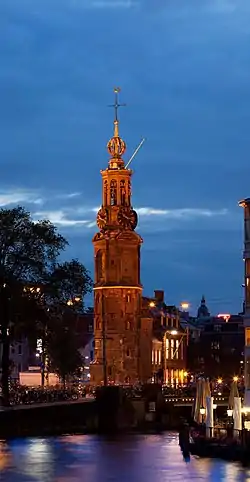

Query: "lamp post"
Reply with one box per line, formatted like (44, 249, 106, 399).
(200, 406, 206, 424)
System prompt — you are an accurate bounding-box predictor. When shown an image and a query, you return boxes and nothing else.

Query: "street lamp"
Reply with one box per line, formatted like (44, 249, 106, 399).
(171, 330, 178, 335)
(181, 302, 189, 310)
(217, 378, 223, 384)
(227, 408, 233, 417)
(149, 301, 155, 308)
(233, 376, 239, 382)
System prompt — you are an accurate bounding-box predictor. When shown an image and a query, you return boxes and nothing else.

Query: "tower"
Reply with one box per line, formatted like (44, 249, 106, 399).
(90, 88, 144, 385)
(239, 198, 250, 408)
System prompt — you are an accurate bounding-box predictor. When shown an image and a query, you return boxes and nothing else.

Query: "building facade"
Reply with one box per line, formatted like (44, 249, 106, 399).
(187, 312, 244, 380)
(144, 290, 187, 386)
(239, 198, 250, 407)
(90, 89, 152, 385)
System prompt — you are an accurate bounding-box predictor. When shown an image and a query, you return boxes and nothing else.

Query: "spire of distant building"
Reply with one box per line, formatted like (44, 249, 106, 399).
(197, 294, 210, 319)
(107, 87, 126, 169)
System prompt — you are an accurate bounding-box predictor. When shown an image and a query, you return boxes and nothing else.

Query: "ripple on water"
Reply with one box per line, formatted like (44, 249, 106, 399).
(0, 433, 249, 482)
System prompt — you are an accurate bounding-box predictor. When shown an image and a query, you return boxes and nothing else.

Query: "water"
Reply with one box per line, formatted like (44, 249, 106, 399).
(0, 432, 250, 482)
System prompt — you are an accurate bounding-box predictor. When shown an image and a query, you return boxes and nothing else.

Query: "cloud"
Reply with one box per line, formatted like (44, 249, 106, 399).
(136, 207, 228, 218)
(0, 190, 43, 207)
(33, 210, 91, 227)
(56, 192, 81, 200)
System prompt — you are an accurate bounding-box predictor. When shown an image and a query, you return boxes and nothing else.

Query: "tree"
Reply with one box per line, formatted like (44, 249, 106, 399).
(36, 259, 92, 386)
(0, 206, 67, 405)
(47, 310, 84, 388)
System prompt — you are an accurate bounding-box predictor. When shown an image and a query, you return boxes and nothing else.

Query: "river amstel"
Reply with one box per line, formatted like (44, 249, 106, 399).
(0, 432, 249, 481)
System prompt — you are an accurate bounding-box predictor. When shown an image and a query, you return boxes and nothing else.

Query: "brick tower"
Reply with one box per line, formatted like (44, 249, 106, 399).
(90, 88, 146, 385)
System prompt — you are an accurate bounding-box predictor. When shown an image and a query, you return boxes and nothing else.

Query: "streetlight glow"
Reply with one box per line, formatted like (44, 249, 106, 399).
(233, 376, 238, 382)
(181, 302, 189, 310)
(217, 378, 223, 384)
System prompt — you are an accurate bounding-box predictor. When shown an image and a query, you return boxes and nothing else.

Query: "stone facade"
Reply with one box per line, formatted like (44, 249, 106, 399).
(90, 91, 152, 385)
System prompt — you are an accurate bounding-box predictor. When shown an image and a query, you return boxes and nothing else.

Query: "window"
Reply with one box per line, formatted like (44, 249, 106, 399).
(211, 341, 220, 350)
(152, 350, 154, 364)
(214, 324, 221, 332)
(126, 321, 131, 330)
(120, 180, 126, 205)
(90, 350, 94, 361)
(110, 180, 117, 205)
(246, 328, 250, 347)
(126, 349, 131, 357)
(175, 340, 179, 360)
(158, 350, 161, 364)
(125, 294, 131, 303)
(18, 344, 22, 355)
(171, 339, 174, 359)
(166, 339, 169, 359)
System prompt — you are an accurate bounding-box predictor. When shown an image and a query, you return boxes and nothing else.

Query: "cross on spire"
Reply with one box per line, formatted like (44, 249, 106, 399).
(109, 87, 126, 122)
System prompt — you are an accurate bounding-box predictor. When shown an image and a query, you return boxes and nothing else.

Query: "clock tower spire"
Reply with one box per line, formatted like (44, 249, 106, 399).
(91, 88, 144, 386)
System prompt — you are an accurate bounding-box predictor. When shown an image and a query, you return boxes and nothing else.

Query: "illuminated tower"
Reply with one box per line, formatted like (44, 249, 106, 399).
(90, 88, 147, 385)
(239, 198, 250, 407)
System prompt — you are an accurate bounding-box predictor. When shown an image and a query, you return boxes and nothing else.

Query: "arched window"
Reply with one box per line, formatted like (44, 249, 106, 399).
(103, 180, 108, 205)
(110, 180, 117, 205)
(96, 250, 104, 280)
(120, 180, 126, 206)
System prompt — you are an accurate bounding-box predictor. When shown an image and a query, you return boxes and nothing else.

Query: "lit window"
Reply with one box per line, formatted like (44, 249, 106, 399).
(166, 339, 169, 359)
(171, 339, 174, 359)
(175, 340, 179, 360)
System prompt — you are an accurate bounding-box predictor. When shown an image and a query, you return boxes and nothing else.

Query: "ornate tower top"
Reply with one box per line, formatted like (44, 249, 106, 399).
(107, 87, 126, 170)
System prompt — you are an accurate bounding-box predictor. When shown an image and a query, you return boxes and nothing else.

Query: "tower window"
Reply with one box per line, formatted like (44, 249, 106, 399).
(125, 294, 131, 303)
(126, 321, 131, 330)
(126, 349, 131, 357)
(110, 179, 117, 205)
(120, 180, 126, 205)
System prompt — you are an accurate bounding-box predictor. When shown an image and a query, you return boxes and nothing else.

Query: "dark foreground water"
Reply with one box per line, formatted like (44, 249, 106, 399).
(0, 432, 250, 482)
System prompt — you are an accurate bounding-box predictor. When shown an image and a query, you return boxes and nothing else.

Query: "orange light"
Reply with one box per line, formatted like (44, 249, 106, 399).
(233, 376, 238, 382)
(217, 378, 223, 384)
(149, 301, 155, 308)
(181, 302, 189, 310)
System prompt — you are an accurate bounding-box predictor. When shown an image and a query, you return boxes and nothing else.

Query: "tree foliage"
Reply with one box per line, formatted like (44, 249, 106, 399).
(0, 206, 92, 405)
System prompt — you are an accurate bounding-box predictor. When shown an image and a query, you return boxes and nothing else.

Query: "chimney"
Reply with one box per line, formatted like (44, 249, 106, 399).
(154, 290, 164, 303)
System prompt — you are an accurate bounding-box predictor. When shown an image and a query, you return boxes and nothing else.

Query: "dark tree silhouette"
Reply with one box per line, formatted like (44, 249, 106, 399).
(0, 206, 92, 404)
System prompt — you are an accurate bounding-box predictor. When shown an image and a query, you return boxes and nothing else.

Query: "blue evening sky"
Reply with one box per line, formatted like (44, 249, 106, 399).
(0, 0, 250, 314)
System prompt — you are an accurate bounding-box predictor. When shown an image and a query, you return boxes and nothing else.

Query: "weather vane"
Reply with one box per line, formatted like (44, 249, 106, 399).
(108, 87, 126, 122)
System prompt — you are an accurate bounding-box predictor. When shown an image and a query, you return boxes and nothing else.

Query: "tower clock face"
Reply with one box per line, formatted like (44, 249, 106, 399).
(97, 208, 108, 230)
(118, 207, 137, 230)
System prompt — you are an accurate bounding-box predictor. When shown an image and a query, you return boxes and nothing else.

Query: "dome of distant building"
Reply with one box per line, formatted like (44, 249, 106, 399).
(197, 295, 210, 319)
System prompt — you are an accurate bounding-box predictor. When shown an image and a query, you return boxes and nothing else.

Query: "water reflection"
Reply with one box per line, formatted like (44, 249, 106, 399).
(0, 433, 250, 482)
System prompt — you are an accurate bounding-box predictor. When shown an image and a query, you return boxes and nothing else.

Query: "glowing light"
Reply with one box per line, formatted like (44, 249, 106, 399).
(217, 313, 230, 322)
(200, 407, 206, 415)
(149, 301, 156, 308)
(227, 408, 233, 417)
(217, 378, 223, 384)
(181, 302, 189, 310)
(171, 330, 178, 335)
(233, 376, 238, 382)
(184, 371, 188, 377)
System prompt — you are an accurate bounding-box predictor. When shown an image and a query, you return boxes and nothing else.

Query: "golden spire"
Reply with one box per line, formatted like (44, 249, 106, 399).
(107, 87, 126, 168)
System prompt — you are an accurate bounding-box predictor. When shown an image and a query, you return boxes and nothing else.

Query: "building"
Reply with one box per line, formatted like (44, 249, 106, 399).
(90, 88, 152, 385)
(239, 198, 250, 407)
(187, 297, 244, 380)
(143, 290, 188, 386)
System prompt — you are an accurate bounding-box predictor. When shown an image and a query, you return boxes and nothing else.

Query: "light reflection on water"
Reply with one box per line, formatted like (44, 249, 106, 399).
(0, 433, 250, 482)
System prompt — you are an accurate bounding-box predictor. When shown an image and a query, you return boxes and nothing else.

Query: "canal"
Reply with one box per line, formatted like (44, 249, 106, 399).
(0, 432, 249, 481)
